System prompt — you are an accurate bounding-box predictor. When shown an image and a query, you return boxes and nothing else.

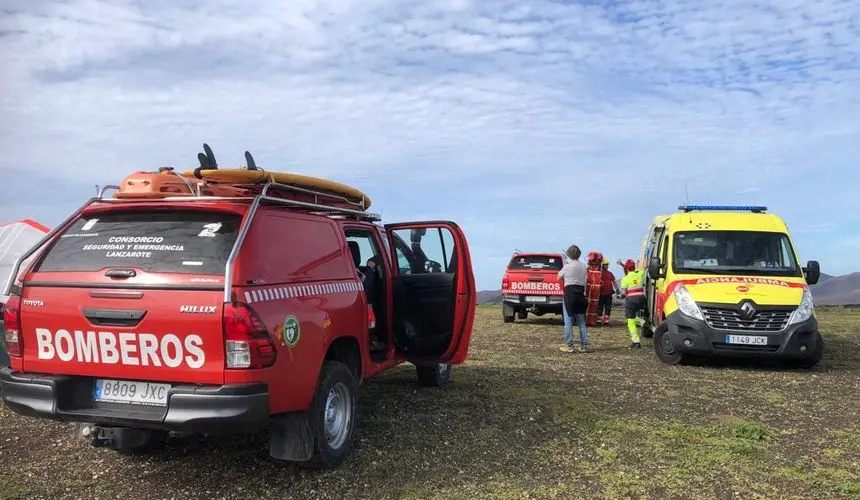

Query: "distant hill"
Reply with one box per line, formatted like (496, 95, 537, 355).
(810, 272, 860, 305)
(477, 290, 502, 305)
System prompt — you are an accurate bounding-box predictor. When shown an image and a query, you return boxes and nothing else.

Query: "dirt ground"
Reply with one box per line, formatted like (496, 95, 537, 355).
(1, 306, 859, 500)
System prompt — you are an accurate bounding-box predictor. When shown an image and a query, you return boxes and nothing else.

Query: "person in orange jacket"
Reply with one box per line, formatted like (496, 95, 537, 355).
(597, 258, 618, 325)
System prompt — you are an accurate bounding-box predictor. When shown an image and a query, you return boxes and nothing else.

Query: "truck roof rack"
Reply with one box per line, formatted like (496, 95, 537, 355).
(678, 205, 767, 213)
(98, 181, 381, 222)
(3, 181, 380, 299)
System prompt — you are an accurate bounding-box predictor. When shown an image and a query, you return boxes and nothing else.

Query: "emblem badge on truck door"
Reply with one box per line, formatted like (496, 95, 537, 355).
(283, 315, 301, 347)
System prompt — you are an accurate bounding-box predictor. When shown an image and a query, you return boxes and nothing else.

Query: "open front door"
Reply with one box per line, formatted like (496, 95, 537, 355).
(384, 221, 476, 364)
(645, 227, 667, 325)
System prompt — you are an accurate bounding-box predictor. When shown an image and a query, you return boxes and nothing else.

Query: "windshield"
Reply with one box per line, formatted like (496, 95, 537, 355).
(672, 231, 801, 277)
(508, 255, 563, 271)
(36, 211, 241, 275)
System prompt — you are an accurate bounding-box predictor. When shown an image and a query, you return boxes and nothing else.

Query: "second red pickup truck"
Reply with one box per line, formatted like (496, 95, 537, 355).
(500, 252, 565, 323)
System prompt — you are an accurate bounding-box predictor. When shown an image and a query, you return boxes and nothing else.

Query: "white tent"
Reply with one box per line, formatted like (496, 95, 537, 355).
(0, 219, 50, 303)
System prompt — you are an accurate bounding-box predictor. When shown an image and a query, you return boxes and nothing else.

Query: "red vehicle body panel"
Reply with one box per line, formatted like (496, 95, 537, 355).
(501, 252, 565, 297)
(6, 198, 476, 420)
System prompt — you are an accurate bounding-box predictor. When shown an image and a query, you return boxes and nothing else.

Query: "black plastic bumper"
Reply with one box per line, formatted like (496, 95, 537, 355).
(664, 311, 821, 359)
(503, 294, 564, 308)
(0, 368, 269, 433)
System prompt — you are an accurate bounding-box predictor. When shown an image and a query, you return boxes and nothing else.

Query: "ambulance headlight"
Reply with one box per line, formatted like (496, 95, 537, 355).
(789, 288, 815, 325)
(673, 283, 703, 321)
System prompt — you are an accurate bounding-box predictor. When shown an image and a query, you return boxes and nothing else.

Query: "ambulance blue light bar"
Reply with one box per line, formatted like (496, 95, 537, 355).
(679, 205, 767, 213)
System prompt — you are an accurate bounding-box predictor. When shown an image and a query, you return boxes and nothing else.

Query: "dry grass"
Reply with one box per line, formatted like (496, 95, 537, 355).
(1, 306, 859, 499)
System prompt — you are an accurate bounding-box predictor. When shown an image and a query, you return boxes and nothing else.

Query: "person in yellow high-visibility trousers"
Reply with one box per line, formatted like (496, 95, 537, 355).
(617, 258, 644, 349)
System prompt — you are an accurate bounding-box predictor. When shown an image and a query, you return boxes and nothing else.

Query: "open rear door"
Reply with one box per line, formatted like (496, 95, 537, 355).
(384, 221, 475, 364)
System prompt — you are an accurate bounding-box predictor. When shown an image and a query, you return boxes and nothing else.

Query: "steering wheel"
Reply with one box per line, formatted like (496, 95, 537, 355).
(424, 260, 442, 273)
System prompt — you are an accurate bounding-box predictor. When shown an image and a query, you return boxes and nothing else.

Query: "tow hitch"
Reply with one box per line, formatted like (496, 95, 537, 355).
(74, 423, 166, 454)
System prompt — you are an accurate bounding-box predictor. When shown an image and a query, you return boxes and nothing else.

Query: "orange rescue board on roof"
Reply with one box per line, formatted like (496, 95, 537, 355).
(114, 170, 250, 199)
(180, 168, 372, 209)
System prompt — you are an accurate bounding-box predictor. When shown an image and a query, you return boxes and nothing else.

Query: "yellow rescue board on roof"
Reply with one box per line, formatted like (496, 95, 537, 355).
(181, 168, 372, 209)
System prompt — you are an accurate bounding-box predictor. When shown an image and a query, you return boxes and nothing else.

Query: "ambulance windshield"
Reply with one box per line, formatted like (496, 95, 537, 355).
(672, 231, 801, 277)
(508, 255, 563, 271)
(36, 211, 241, 275)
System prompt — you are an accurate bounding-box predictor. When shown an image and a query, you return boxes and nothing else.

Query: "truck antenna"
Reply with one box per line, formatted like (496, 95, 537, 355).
(684, 183, 693, 222)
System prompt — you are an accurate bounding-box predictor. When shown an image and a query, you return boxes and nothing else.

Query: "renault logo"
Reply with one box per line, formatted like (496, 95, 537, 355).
(739, 301, 757, 319)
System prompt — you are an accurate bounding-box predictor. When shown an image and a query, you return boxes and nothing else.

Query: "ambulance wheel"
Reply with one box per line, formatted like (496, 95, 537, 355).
(782, 332, 824, 369)
(517, 309, 528, 320)
(307, 361, 357, 468)
(503, 303, 515, 323)
(654, 324, 685, 365)
(416, 363, 452, 387)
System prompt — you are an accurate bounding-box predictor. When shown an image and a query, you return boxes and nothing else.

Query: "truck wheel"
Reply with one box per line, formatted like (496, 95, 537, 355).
(654, 324, 685, 365)
(308, 361, 357, 468)
(517, 309, 528, 320)
(416, 363, 452, 387)
(783, 332, 824, 369)
(503, 303, 515, 323)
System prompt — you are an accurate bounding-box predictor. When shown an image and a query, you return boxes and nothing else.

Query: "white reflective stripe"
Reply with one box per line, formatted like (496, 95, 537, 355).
(242, 280, 363, 304)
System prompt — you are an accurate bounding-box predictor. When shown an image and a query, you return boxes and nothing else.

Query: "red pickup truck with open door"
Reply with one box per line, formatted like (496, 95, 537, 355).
(1, 169, 476, 468)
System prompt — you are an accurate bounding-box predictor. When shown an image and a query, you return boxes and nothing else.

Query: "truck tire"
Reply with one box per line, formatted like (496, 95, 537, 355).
(783, 332, 824, 369)
(503, 303, 515, 323)
(654, 323, 686, 365)
(307, 361, 357, 468)
(416, 363, 452, 387)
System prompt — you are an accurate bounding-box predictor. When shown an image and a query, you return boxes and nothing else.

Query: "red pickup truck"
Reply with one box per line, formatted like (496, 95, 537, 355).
(1, 174, 476, 468)
(500, 252, 565, 323)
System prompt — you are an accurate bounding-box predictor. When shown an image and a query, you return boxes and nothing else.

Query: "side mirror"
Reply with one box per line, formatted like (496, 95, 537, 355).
(803, 260, 820, 285)
(648, 257, 663, 280)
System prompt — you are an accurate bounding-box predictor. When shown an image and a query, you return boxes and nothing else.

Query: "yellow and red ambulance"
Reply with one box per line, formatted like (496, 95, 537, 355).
(637, 205, 822, 368)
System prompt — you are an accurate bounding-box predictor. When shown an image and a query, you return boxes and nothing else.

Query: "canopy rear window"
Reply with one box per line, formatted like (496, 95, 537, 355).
(36, 211, 241, 275)
(508, 255, 563, 271)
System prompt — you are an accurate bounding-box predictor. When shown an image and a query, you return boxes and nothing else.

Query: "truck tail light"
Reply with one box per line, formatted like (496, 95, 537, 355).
(3, 295, 22, 357)
(502, 276, 510, 289)
(367, 305, 376, 329)
(223, 302, 277, 369)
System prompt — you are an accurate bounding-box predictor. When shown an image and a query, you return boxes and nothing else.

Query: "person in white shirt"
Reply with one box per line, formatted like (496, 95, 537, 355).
(557, 244, 589, 353)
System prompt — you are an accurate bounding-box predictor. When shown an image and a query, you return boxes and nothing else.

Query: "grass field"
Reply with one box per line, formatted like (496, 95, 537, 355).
(1, 305, 859, 499)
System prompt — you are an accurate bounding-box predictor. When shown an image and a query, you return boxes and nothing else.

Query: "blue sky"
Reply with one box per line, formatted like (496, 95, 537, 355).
(1, 0, 858, 290)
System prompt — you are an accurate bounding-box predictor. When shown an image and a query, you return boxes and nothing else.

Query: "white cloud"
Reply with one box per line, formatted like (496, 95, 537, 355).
(1, 0, 859, 288)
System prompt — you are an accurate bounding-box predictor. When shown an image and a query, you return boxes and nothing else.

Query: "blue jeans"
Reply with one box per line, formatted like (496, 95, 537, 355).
(563, 301, 588, 346)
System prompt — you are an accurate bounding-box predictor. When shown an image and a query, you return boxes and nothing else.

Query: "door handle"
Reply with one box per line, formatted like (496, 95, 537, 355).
(82, 308, 147, 327)
(105, 269, 136, 279)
